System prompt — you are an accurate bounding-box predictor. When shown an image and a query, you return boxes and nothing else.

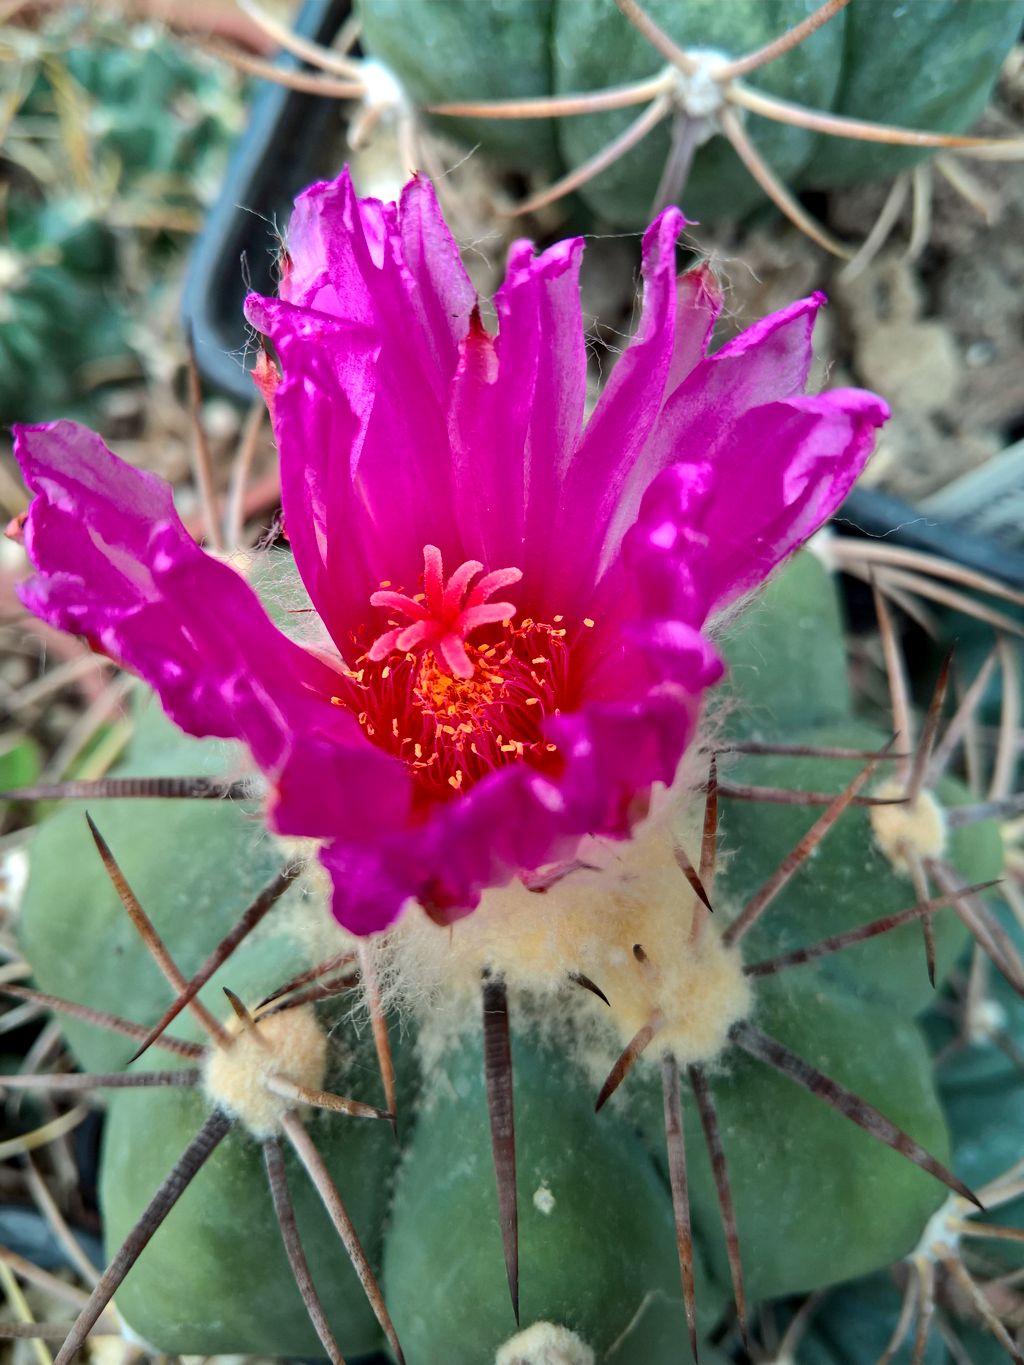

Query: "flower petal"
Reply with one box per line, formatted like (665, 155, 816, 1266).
(626, 388, 889, 621)
(600, 292, 829, 569)
(253, 299, 462, 642)
(442, 235, 589, 598)
(241, 303, 383, 649)
(272, 731, 410, 842)
(264, 169, 476, 386)
(247, 176, 482, 638)
(664, 261, 723, 396)
(14, 422, 409, 835)
(397, 173, 479, 385)
(551, 207, 688, 604)
(496, 236, 587, 604)
(319, 836, 423, 936)
(695, 388, 889, 608)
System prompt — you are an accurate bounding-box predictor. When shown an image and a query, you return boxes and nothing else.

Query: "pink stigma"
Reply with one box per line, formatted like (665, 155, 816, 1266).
(367, 545, 523, 680)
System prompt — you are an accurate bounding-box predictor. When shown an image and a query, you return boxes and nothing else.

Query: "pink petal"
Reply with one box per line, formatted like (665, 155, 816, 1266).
(249, 305, 456, 644)
(664, 261, 723, 396)
(491, 235, 587, 602)
(319, 837, 423, 935)
(271, 731, 410, 842)
(246, 173, 480, 641)
(240, 298, 382, 647)
(397, 174, 478, 386)
(626, 388, 889, 621)
(696, 388, 889, 607)
(273, 173, 375, 324)
(549, 208, 687, 612)
(600, 292, 829, 569)
(14, 422, 409, 834)
(269, 170, 475, 386)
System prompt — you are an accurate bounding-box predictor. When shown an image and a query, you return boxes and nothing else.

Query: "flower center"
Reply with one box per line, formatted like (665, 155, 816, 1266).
(337, 546, 575, 804)
(367, 544, 522, 681)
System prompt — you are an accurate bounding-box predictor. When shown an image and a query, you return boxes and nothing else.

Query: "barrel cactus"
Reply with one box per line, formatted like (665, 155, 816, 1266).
(354, 0, 1024, 235)
(3, 168, 1021, 1364)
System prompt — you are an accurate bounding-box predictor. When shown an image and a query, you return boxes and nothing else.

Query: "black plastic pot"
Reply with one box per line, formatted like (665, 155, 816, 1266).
(840, 486, 1024, 589)
(182, 0, 352, 403)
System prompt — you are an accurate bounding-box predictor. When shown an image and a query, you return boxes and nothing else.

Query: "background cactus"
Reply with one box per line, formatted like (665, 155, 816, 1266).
(0, 12, 243, 425)
(354, 0, 1024, 230)
(9, 541, 1018, 1364)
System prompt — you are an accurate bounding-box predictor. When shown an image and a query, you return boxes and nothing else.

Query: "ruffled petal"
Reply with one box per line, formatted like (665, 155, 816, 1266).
(396, 174, 479, 385)
(444, 234, 589, 589)
(664, 261, 723, 396)
(550, 207, 688, 605)
(247, 175, 481, 641)
(272, 731, 410, 842)
(625, 388, 889, 622)
(694, 388, 889, 608)
(14, 422, 410, 835)
(268, 169, 476, 387)
(272, 173, 375, 324)
(251, 302, 462, 642)
(493, 235, 587, 608)
(599, 292, 829, 569)
(319, 836, 424, 936)
(239, 301, 383, 649)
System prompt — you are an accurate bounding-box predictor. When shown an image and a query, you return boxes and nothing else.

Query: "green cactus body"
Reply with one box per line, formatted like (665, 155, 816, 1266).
(382, 1033, 725, 1362)
(357, 0, 563, 173)
(801, 0, 1024, 185)
(354, 0, 1023, 228)
(552, 0, 843, 223)
(19, 703, 290, 1073)
(102, 1039, 404, 1356)
(18, 550, 1008, 1362)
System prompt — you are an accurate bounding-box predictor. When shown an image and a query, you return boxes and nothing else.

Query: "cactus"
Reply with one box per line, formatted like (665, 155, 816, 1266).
(5, 168, 1022, 1365)
(8, 544, 1017, 1363)
(0, 13, 243, 424)
(352, 0, 1023, 242)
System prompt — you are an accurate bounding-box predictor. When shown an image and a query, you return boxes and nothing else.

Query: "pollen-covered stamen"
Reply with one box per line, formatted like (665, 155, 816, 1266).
(367, 544, 522, 681)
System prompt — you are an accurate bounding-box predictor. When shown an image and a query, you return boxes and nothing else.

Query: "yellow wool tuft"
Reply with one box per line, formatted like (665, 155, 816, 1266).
(385, 804, 750, 1071)
(870, 778, 947, 872)
(202, 1005, 328, 1139)
(495, 1322, 595, 1365)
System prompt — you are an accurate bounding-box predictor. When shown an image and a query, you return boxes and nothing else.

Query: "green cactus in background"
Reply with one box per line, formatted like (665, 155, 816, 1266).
(355, 0, 1023, 236)
(0, 13, 243, 424)
(9, 544, 1020, 1365)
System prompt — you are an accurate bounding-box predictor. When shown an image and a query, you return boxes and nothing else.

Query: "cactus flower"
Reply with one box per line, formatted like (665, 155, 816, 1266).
(12, 170, 887, 934)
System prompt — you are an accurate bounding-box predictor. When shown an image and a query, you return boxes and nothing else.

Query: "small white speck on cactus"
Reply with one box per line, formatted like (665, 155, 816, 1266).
(495, 1321, 595, 1365)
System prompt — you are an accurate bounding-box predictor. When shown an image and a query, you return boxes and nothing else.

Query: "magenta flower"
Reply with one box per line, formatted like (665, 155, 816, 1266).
(13, 171, 887, 934)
